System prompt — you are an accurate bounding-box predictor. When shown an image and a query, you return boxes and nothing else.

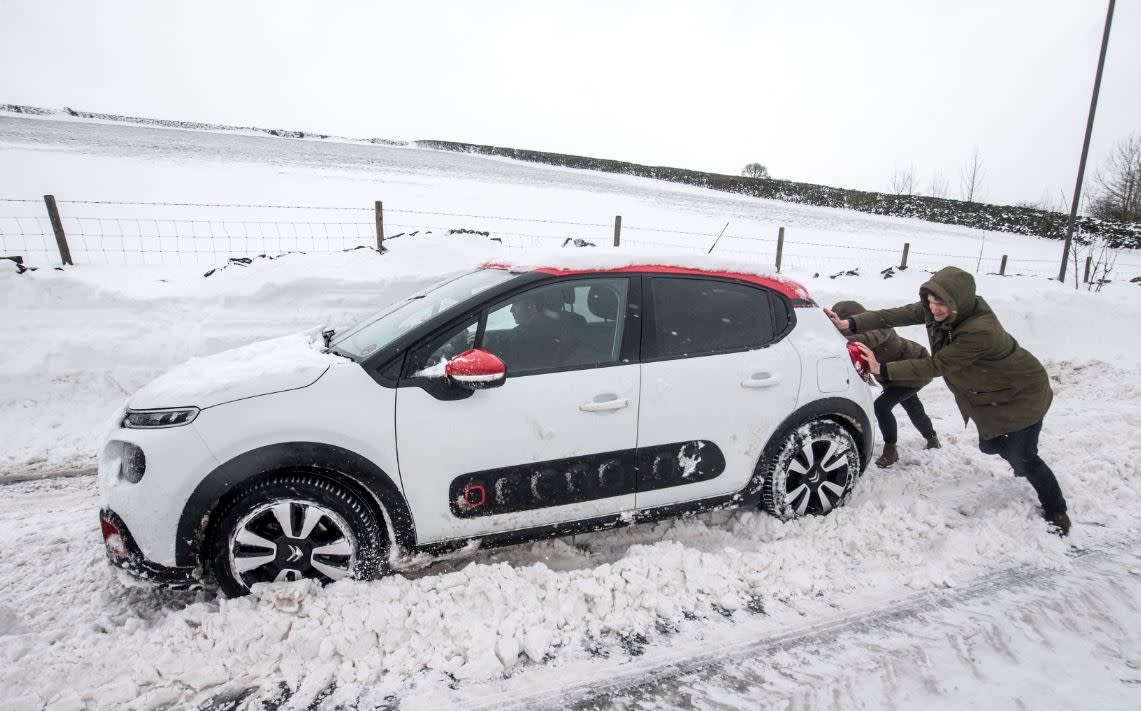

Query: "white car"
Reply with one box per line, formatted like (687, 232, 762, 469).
(98, 257, 876, 596)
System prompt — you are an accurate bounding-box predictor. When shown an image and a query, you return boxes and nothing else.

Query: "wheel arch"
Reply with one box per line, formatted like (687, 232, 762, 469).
(175, 441, 416, 567)
(744, 396, 874, 501)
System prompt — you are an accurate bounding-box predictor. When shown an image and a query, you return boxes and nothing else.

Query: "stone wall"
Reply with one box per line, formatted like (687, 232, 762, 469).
(415, 140, 1141, 250)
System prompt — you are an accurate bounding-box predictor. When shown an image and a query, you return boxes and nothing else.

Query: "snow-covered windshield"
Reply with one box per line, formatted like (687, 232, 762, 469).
(330, 269, 514, 359)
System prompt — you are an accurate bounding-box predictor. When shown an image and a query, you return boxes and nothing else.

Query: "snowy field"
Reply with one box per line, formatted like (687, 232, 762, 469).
(2, 116, 1140, 709)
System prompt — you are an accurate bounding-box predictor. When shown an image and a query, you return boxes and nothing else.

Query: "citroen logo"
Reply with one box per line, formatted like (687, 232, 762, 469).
(286, 545, 304, 563)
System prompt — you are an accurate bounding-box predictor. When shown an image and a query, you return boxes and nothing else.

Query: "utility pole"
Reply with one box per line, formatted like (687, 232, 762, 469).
(1058, 0, 1115, 283)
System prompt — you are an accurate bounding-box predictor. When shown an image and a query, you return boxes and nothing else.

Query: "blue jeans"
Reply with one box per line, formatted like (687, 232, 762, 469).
(978, 420, 1067, 515)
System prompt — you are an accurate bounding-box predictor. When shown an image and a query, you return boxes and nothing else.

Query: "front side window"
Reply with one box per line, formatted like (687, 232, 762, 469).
(407, 317, 478, 376)
(482, 278, 628, 375)
(648, 277, 778, 359)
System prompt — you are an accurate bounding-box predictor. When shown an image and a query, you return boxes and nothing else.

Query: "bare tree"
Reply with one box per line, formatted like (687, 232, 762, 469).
(959, 148, 985, 202)
(929, 171, 950, 198)
(1090, 133, 1141, 223)
(741, 162, 770, 179)
(1069, 232, 1119, 292)
(889, 164, 917, 196)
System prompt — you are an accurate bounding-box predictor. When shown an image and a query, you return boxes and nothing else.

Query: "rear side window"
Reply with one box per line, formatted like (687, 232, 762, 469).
(647, 277, 783, 359)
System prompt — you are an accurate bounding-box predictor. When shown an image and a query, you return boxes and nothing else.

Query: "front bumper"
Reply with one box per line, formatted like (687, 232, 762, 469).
(99, 417, 222, 567)
(100, 508, 201, 590)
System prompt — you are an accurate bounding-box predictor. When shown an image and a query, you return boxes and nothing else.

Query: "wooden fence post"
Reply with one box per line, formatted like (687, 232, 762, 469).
(43, 195, 73, 266)
(375, 201, 385, 252)
(775, 226, 785, 273)
(1083, 256, 1092, 283)
(900, 242, 910, 270)
(999, 255, 1008, 275)
(613, 215, 622, 247)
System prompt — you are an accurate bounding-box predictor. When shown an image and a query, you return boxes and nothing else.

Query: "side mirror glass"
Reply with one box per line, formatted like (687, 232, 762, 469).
(445, 349, 506, 390)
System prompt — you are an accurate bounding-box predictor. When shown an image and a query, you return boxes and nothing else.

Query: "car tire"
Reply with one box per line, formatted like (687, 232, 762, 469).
(761, 419, 861, 520)
(206, 472, 386, 597)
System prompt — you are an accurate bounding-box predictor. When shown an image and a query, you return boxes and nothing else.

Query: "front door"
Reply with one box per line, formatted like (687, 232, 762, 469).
(395, 277, 640, 543)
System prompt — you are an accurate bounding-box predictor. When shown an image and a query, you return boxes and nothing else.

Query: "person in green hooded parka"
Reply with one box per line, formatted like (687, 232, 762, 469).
(825, 266, 1070, 536)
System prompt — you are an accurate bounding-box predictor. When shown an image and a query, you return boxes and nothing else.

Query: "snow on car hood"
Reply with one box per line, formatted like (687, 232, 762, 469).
(128, 332, 348, 410)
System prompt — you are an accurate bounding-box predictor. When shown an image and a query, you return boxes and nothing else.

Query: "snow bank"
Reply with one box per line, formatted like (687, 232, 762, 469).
(0, 236, 502, 478)
(3, 237, 1139, 479)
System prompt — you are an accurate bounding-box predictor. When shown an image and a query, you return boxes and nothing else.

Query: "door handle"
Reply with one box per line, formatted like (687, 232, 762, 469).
(579, 397, 630, 412)
(742, 372, 781, 388)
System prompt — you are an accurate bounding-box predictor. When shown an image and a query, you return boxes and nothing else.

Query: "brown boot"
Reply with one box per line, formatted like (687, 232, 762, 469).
(925, 434, 942, 450)
(875, 444, 899, 468)
(1043, 511, 1071, 537)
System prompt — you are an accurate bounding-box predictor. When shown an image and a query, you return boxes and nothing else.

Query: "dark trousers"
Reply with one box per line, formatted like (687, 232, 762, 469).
(874, 386, 936, 444)
(978, 420, 1067, 515)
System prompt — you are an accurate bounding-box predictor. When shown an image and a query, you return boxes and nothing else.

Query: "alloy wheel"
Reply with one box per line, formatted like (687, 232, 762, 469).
(228, 499, 358, 588)
(783, 437, 852, 516)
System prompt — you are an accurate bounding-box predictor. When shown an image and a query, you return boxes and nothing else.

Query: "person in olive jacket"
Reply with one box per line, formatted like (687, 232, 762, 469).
(825, 266, 1070, 536)
(831, 300, 940, 468)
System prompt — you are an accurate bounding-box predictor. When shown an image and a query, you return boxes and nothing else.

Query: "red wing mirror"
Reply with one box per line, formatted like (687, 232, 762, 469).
(445, 349, 506, 390)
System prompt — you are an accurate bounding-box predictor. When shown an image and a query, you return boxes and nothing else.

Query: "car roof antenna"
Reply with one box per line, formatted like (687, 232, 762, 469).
(707, 222, 730, 254)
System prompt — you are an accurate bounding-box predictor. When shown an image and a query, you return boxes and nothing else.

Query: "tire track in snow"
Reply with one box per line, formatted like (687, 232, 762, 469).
(0, 466, 95, 485)
(468, 538, 1141, 711)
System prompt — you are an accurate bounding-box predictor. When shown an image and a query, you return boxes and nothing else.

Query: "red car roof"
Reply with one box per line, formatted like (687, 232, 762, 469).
(481, 262, 811, 301)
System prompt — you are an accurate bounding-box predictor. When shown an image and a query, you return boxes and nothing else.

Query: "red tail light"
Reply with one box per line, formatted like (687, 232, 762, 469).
(847, 342, 869, 376)
(100, 514, 127, 558)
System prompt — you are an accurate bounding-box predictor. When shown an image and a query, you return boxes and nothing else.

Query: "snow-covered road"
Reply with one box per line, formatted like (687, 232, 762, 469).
(477, 540, 1141, 711)
(2, 358, 1139, 709)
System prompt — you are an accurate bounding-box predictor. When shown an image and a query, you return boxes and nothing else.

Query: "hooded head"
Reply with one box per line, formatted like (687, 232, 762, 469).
(920, 267, 977, 326)
(830, 300, 866, 320)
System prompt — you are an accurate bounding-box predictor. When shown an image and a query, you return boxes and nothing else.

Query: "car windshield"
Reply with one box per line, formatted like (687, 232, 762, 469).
(329, 268, 514, 359)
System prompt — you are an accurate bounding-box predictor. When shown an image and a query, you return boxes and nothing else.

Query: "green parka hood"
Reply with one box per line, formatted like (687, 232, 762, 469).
(831, 300, 866, 320)
(920, 266, 978, 326)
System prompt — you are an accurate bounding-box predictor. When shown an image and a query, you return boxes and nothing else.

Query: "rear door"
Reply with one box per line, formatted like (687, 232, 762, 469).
(635, 276, 801, 509)
(395, 276, 642, 544)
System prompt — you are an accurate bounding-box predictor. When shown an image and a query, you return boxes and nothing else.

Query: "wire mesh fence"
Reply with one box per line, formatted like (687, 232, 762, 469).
(0, 215, 381, 265)
(2, 196, 1139, 282)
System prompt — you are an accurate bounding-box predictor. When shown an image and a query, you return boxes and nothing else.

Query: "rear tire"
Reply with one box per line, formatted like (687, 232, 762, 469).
(761, 419, 861, 520)
(206, 472, 385, 597)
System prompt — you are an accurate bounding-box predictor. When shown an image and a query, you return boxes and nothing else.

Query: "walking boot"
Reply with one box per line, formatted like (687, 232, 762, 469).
(1043, 511, 1071, 537)
(875, 444, 899, 468)
(925, 434, 942, 450)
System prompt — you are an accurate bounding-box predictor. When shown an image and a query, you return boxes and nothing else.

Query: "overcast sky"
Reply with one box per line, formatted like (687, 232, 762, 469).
(1, 0, 1138, 206)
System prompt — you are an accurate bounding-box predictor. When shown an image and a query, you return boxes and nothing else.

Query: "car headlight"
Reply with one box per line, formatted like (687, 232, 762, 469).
(122, 407, 199, 429)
